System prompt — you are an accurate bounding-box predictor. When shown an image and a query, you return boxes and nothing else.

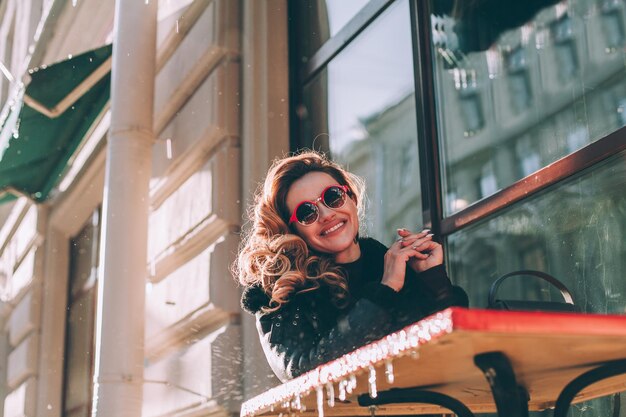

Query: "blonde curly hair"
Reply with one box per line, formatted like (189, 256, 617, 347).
(235, 151, 365, 313)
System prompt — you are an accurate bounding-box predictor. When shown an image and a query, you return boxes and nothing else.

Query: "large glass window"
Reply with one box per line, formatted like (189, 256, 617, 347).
(298, 0, 421, 244)
(430, 0, 626, 215)
(291, 0, 626, 415)
(292, 0, 626, 279)
(447, 152, 626, 417)
(448, 151, 626, 313)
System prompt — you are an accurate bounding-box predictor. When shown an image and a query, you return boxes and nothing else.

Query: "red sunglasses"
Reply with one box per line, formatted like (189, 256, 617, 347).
(289, 185, 350, 226)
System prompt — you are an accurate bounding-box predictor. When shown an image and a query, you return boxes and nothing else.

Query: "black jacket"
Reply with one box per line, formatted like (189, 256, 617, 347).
(240, 237, 468, 382)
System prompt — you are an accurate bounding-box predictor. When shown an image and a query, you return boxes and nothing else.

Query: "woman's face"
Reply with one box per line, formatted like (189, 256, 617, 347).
(285, 171, 360, 263)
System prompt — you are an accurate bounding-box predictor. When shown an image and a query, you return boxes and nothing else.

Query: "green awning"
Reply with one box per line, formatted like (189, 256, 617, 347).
(0, 44, 112, 203)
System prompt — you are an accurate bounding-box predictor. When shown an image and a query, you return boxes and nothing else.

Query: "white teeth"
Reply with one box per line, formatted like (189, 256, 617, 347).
(322, 222, 344, 236)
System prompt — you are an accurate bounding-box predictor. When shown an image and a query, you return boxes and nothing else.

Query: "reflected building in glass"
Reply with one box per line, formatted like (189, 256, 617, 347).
(291, 0, 626, 320)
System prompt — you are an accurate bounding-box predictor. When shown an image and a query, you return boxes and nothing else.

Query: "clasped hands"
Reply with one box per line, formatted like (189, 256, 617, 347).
(381, 228, 443, 292)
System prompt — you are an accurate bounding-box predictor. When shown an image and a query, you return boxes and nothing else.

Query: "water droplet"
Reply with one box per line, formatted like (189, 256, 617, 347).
(166, 138, 172, 159)
(316, 386, 324, 417)
(176, 19, 179, 33)
(326, 383, 335, 407)
(385, 360, 395, 384)
(72, 0, 77, 6)
(368, 366, 377, 398)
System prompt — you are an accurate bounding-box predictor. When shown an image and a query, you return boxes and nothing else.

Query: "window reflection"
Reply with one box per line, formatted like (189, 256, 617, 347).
(295, 0, 371, 61)
(431, 0, 626, 215)
(447, 151, 626, 316)
(601, 2, 626, 52)
(299, 0, 421, 245)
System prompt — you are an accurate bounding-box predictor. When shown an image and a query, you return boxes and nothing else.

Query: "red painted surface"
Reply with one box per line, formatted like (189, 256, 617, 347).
(448, 307, 626, 336)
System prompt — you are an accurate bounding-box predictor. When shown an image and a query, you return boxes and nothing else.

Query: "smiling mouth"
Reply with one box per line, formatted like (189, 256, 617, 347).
(321, 221, 345, 236)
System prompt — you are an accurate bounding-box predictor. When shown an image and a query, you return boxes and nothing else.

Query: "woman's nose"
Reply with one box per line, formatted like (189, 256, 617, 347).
(317, 203, 336, 222)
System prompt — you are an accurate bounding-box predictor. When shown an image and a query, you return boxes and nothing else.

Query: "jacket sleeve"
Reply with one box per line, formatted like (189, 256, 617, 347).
(255, 285, 408, 382)
(404, 264, 469, 314)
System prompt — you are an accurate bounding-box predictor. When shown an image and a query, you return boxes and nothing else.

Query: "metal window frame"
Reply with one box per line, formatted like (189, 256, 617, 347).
(300, 0, 396, 84)
(288, 0, 626, 238)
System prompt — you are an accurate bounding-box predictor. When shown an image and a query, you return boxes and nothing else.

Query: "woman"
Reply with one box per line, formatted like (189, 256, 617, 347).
(235, 151, 468, 382)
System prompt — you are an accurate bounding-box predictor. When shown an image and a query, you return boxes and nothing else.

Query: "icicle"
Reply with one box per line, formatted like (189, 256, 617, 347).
(338, 380, 347, 401)
(72, 0, 77, 6)
(346, 374, 357, 393)
(385, 360, 395, 384)
(368, 366, 377, 398)
(326, 383, 335, 407)
(295, 394, 302, 410)
(316, 386, 324, 417)
(176, 19, 180, 33)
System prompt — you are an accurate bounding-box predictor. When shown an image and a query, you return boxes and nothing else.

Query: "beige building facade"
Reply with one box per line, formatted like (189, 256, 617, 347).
(0, 0, 287, 416)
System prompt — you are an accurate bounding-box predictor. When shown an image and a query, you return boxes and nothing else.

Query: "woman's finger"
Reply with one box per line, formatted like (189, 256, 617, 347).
(408, 250, 429, 259)
(398, 243, 429, 258)
(398, 227, 430, 234)
(411, 240, 439, 253)
(401, 233, 433, 247)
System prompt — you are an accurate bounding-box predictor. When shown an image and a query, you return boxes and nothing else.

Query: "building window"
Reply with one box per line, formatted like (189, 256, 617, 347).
(601, 1, 625, 53)
(63, 209, 100, 417)
(505, 46, 532, 112)
(459, 91, 484, 137)
(479, 162, 498, 198)
(431, 0, 626, 214)
(551, 15, 579, 81)
(515, 138, 541, 178)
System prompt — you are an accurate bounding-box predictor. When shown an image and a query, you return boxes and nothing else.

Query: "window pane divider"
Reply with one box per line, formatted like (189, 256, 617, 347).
(301, 0, 396, 83)
(441, 129, 626, 235)
(411, 0, 443, 233)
